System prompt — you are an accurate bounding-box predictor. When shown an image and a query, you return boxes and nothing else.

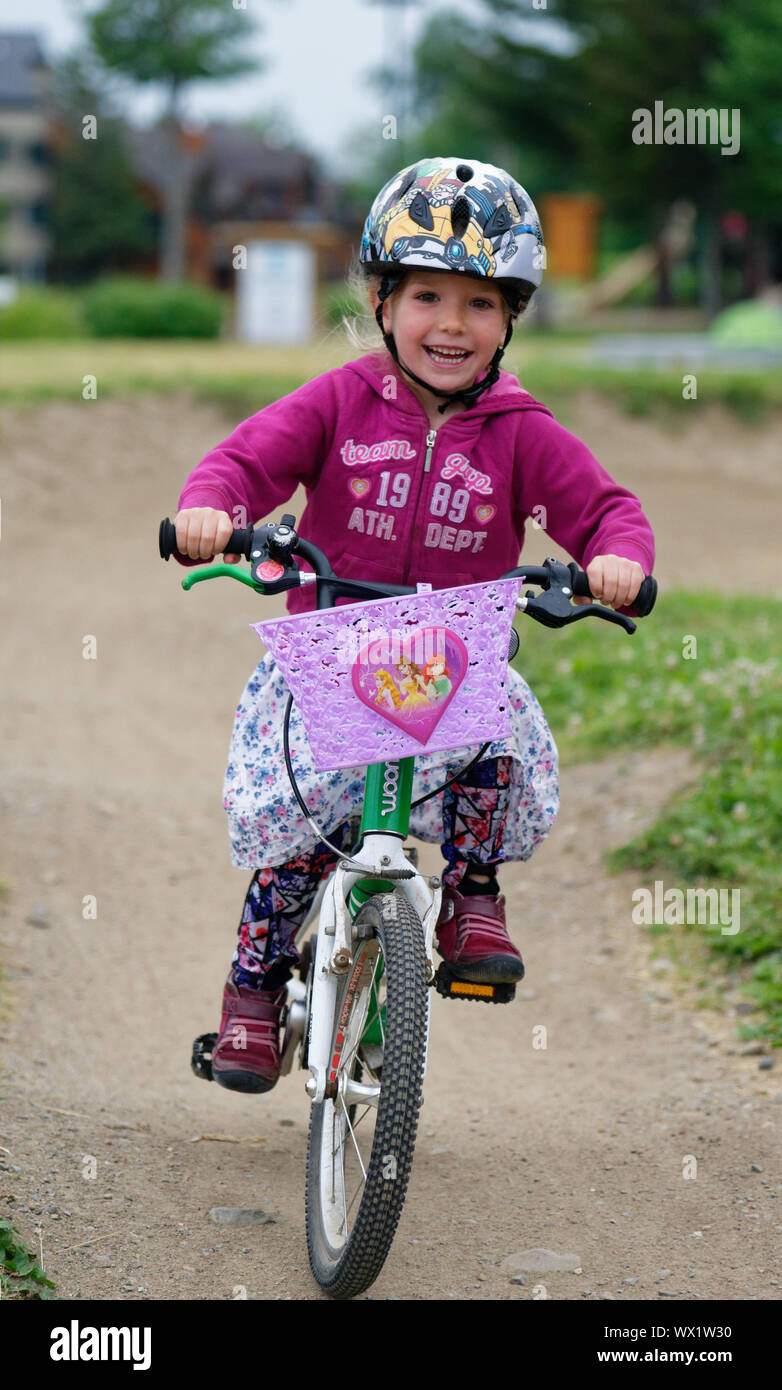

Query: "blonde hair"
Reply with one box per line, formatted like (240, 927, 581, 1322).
(341, 257, 386, 352)
(374, 668, 403, 708)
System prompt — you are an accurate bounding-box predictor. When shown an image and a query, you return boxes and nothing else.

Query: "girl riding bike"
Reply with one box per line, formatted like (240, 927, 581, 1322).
(171, 156, 655, 1094)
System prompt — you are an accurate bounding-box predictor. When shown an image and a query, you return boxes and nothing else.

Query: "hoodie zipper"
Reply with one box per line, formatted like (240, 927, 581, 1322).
(402, 426, 438, 583)
(423, 427, 437, 473)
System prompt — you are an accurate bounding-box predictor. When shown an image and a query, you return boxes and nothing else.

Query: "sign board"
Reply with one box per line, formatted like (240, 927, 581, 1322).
(235, 240, 315, 344)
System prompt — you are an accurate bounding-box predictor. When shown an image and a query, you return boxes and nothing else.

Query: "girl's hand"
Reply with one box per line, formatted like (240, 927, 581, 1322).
(174, 507, 241, 563)
(573, 554, 645, 610)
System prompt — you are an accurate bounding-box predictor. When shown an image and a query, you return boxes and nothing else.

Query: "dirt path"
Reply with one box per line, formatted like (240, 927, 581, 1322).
(1, 394, 779, 1301)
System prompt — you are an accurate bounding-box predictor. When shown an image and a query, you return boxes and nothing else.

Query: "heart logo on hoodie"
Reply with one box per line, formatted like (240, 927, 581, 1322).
(475, 504, 495, 523)
(349, 477, 371, 498)
(351, 628, 468, 746)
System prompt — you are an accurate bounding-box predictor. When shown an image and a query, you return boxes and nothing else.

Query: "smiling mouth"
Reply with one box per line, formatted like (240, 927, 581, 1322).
(423, 345, 472, 367)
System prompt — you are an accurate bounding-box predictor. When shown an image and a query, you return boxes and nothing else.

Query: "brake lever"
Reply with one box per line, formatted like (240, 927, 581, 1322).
(517, 559, 637, 634)
(519, 593, 636, 634)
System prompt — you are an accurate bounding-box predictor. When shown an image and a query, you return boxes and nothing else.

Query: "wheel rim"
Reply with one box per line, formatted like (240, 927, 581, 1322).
(318, 938, 385, 1252)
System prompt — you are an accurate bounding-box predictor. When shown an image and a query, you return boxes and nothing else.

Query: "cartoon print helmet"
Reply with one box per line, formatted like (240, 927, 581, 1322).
(360, 156, 544, 306)
(359, 157, 545, 410)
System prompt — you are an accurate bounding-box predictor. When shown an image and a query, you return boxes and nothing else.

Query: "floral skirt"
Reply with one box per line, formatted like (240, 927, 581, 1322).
(223, 653, 559, 870)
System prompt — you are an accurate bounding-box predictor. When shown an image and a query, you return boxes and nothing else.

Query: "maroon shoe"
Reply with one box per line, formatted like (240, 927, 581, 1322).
(435, 886, 525, 985)
(211, 978, 286, 1094)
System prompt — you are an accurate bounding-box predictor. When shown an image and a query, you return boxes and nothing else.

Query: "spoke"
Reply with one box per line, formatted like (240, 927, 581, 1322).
(344, 1172, 364, 1225)
(328, 1109, 349, 1230)
(342, 1034, 364, 1075)
(364, 995, 381, 1035)
(323, 944, 384, 1244)
(332, 1108, 348, 1237)
(339, 1094, 368, 1182)
(340, 1158, 348, 1237)
(363, 961, 386, 1048)
(348, 1104, 373, 1136)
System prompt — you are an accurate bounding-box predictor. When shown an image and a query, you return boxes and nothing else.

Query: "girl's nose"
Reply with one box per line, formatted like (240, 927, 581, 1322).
(437, 301, 467, 333)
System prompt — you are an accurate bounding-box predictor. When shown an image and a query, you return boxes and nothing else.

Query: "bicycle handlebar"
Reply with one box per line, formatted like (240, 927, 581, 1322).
(159, 515, 658, 631)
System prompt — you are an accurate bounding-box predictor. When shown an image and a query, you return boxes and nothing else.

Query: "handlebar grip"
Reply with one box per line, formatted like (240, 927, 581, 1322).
(158, 518, 254, 561)
(632, 576, 658, 617)
(570, 568, 657, 617)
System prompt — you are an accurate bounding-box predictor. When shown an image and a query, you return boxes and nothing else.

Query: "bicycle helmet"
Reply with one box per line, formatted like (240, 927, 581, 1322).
(360, 156, 545, 410)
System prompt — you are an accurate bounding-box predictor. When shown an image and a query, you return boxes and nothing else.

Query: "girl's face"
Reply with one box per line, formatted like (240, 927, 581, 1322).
(376, 271, 509, 397)
(431, 659, 445, 678)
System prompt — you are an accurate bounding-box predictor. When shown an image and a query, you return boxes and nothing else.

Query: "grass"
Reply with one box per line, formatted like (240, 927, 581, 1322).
(0, 338, 335, 409)
(1, 337, 782, 426)
(512, 592, 782, 1047)
(0, 1217, 57, 1300)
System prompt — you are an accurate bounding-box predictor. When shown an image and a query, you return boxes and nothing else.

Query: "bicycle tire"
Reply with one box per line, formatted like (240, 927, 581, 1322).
(305, 889, 428, 1299)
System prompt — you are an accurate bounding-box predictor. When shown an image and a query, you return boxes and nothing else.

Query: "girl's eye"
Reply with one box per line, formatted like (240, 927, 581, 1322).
(414, 292, 496, 309)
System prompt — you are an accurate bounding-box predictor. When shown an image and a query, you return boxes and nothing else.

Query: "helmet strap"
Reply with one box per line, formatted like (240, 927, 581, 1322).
(375, 274, 514, 413)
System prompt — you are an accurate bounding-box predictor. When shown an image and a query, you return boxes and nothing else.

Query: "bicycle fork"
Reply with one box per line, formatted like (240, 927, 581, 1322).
(303, 830, 440, 1105)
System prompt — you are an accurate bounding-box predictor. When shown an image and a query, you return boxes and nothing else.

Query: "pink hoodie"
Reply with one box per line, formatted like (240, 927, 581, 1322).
(176, 351, 654, 615)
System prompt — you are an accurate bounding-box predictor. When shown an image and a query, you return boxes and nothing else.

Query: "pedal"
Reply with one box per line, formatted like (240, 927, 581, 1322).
(433, 962, 516, 1005)
(191, 1032, 218, 1081)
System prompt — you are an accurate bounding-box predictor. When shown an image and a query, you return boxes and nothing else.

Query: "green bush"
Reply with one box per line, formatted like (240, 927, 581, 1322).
(83, 277, 224, 338)
(709, 300, 782, 348)
(0, 286, 85, 338)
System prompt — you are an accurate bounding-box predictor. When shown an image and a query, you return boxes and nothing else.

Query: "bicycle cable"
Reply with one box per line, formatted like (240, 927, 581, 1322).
(282, 693, 491, 855)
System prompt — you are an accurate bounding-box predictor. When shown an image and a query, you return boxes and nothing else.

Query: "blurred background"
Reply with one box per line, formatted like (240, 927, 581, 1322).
(2, 0, 782, 354)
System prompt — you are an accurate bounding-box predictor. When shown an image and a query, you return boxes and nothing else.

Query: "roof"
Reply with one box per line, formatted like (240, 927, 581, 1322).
(129, 123, 314, 191)
(0, 31, 48, 106)
(126, 121, 335, 219)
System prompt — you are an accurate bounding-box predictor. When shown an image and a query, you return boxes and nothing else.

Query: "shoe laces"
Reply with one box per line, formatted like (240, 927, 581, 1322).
(455, 898, 512, 950)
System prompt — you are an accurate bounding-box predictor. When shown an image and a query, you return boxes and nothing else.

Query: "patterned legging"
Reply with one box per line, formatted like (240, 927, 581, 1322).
(233, 756, 513, 989)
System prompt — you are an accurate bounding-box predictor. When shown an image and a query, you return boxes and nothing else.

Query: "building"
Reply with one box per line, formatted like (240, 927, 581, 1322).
(127, 121, 353, 289)
(0, 32, 52, 280)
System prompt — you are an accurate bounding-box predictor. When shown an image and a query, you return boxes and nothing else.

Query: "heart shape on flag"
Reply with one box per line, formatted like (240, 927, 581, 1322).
(475, 503, 495, 523)
(351, 625, 468, 745)
(349, 477, 371, 498)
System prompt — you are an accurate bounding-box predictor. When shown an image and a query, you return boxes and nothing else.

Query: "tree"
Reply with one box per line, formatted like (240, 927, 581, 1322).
(83, 0, 261, 281)
(408, 0, 782, 310)
(48, 55, 156, 284)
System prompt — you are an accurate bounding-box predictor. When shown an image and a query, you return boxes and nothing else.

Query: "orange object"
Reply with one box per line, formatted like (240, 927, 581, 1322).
(539, 194, 602, 278)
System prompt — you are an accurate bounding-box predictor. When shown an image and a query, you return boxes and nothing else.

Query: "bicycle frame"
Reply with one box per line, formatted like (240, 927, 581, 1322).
(301, 753, 442, 1105)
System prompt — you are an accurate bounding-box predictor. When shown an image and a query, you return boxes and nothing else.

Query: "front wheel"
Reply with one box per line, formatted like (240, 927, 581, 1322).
(305, 890, 428, 1299)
